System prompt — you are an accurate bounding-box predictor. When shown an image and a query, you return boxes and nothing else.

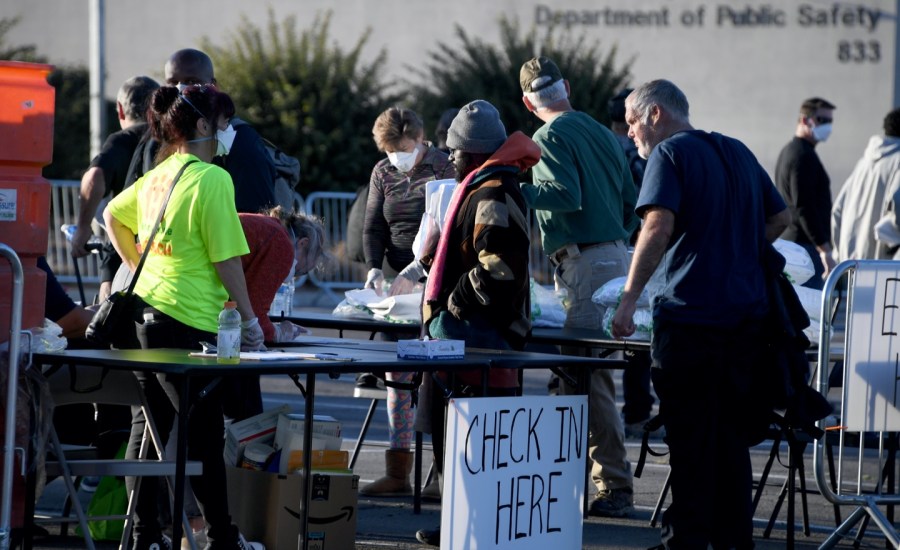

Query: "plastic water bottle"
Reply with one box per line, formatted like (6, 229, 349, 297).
(268, 281, 294, 317)
(61, 224, 103, 248)
(217, 301, 241, 364)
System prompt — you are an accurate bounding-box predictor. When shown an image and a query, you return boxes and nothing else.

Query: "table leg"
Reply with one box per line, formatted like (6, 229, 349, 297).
(299, 373, 316, 550)
(414, 431, 423, 515)
(172, 375, 190, 545)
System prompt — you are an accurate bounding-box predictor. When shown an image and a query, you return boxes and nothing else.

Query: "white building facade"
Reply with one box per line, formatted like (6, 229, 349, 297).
(3, 0, 898, 191)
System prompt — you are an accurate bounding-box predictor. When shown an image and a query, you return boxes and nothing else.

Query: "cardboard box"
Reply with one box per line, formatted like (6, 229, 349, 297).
(224, 405, 290, 467)
(397, 338, 464, 360)
(274, 413, 342, 451)
(226, 465, 358, 550)
(279, 449, 350, 475)
(274, 413, 342, 473)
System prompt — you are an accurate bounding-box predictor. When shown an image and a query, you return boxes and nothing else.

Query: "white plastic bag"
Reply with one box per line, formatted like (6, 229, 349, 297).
(791, 284, 822, 323)
(592, 276, 655, 309)
(601, 306, 652, 341)
(531, 280, 566, 327)
(773, 238, 815, 285)
(412, 179, 456, 261)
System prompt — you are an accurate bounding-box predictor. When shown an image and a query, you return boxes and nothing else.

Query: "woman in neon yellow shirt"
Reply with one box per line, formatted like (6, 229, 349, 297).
(105, 84, 264, 550)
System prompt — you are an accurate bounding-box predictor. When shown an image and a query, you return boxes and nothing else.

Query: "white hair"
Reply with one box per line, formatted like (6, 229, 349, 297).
(628, 80, 690, 125)
(523, 79, 567, 111)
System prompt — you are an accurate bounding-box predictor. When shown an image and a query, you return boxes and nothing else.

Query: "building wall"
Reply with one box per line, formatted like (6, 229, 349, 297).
(3, 0, 897, 192)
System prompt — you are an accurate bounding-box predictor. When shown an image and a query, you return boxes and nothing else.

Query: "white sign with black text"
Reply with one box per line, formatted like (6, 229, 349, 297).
(441, 395, 587, 549)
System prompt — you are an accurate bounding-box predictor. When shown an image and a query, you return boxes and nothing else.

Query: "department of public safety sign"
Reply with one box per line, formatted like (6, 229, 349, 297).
(441, 395, 587, 549)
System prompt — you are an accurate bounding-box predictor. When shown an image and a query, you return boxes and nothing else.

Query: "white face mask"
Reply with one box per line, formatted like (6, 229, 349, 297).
(216, 124, 237, 156)
(387, 145, 419, 173)
(811, 122, 832, 143)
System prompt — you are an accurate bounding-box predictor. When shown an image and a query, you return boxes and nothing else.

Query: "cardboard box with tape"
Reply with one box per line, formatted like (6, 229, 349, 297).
(226, 466, 358, 549)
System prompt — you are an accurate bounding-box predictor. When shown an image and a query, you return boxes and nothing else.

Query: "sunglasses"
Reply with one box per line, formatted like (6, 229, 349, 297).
(178, 84, 215, 119)
(811, 116, 833, 125)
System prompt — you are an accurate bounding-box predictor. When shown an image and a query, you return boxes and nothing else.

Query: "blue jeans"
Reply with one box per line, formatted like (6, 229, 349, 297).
(652, 317, 763, 549)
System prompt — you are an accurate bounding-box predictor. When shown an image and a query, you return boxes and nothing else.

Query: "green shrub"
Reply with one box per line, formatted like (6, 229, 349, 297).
(407, 16, 633, 141)
(201, 10, 403, 194)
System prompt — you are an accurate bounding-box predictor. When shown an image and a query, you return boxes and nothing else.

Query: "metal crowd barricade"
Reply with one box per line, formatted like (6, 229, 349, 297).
(304, 191, 365, 304)
(47, 179, 102, 284)
(815, 260, 900, 547)
(0, 244, 24, 550)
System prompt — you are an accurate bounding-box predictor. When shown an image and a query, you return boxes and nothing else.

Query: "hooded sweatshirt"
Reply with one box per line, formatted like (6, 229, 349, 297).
(422, 131, 540, 363)
(831, 135, 900, 262)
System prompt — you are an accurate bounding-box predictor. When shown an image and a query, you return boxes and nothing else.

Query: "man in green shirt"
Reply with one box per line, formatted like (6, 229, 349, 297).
(519, 55, 638, 517)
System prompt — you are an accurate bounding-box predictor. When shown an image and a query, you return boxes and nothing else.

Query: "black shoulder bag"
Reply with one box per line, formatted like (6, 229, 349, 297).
(86, 161, 196, 347)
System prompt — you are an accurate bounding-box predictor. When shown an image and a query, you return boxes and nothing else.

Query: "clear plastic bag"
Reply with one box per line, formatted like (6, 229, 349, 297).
(602, 306, 653, 341)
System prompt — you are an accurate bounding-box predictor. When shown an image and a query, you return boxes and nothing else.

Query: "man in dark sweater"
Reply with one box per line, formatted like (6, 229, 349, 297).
(775, 97, 836, 289)
(71, 76, 159, 301)
(414, 99, 540, 546)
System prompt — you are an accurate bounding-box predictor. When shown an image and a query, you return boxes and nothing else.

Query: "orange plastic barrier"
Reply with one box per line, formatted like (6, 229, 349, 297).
(0, 60, 55, 342)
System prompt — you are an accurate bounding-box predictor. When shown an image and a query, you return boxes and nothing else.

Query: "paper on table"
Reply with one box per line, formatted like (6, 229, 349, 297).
(188, 351, 353, 362)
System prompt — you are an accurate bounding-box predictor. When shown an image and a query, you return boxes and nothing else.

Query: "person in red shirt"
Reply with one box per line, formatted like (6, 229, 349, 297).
(228, 207, 329, 420)
(239, 207, 328, 343)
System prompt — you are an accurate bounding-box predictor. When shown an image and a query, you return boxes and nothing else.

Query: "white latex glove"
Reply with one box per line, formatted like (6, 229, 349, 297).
(388, 260, 426, 297)
(364, 268, 384, 296)
(240, 317, 266, 350)
(272, 320, 310, 342)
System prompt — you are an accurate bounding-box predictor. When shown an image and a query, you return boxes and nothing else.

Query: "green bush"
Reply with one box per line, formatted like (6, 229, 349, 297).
(45, 66, 117, 180)
(407, 17, 633, 141)
(201, 10, 403, 194)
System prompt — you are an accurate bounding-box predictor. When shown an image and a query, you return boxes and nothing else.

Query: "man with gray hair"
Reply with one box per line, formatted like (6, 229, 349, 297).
(71, 75, 159, 301)
(519, 55, 638, 517)
(611, 79, 790, 547)
(414, 99, 540, 546)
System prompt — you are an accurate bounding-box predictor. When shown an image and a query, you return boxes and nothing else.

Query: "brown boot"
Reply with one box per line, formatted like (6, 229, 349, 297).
(359, 449, 413, 497)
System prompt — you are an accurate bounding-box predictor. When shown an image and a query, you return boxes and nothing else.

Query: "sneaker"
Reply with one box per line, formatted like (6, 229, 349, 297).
(133, 534, 173, 550)
(236, 532, 265, 550)
(588, 488, 634, 518)
(421, 478, 441, 502)
(356, 372, 382, 389)
(625, 420, 666, 440)
(547, 374, 560, 396)
(181, 529, 208, 549)
(415, 527, 440, 546)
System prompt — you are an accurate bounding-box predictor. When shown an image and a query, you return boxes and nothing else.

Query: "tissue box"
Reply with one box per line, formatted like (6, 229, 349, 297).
(397, 338, 464, 360)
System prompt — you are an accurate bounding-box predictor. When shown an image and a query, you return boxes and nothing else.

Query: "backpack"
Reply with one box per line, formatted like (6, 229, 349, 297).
(231, 118, 303, 212)
(346, 183, 369, 264)
(123, 130, 158, 191)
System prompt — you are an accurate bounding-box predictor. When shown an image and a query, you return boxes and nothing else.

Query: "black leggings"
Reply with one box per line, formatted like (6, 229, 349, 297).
(124, 302, 234, 544)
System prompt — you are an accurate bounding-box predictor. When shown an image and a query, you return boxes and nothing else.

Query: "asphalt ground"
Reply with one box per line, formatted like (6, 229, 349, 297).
(25, 283, 898, 549)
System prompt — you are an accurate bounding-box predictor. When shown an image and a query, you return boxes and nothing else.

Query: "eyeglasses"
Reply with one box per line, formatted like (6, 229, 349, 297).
(812, 116, 833, 125)
(178, 84, 213, 119)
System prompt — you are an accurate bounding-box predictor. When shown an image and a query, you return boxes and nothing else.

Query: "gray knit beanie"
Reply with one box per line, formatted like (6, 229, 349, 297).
(446, 100, 507, 154)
